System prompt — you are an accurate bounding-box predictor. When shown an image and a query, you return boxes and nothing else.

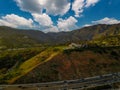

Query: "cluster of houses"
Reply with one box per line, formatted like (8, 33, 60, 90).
(68, 43, 88, 49)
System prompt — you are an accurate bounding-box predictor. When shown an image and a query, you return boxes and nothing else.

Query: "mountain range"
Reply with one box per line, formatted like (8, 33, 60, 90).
(0, 23, 120, 48)
(0, 24, 120, 85)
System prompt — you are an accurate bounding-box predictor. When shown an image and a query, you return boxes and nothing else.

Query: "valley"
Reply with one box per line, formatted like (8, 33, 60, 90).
(0, 24, 120, 89)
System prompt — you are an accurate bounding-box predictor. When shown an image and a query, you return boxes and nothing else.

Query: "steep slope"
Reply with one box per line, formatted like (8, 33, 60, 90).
(14, 46, 120, 84)
(0, 46, 65, 84)
(0, 47, 45, 73)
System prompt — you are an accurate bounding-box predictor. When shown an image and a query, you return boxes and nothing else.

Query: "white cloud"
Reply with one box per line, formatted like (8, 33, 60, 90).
(15, 0, 42, 14)
(15, 0, 100, 17)
(83, 24, 92, 27)
(72, 0, 85, 17)
(33, 15, 78, 32)
(32, 13, 60, 32)
(0, 14, 33, 28)
(72, 0, 100, 17)
(11, 0, 101, 32)
(44, 26, 59, 33)
(32, 13, 53, 27)
(41, 0, 70, 16)
(15, 0, 70, 16)
(85, 0, 99, 8)
(92, 17, 120, 25)
(37, 16, 78, 32)
(57, 16, 78, 31)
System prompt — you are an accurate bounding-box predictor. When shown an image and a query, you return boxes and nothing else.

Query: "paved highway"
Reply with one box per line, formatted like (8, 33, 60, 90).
(0, 72, 120, 90)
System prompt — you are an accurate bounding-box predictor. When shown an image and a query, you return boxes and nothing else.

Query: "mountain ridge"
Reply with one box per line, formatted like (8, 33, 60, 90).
(0, 24, 120, 84)
(0, 23, 120, 48)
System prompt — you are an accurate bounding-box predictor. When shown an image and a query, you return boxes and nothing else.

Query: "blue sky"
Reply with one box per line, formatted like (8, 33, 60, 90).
(0, 0, 120, 32)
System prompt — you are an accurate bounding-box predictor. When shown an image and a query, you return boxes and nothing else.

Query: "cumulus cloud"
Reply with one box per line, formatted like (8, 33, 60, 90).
(57, 16, 78, 31)
(32, 13, 60, 32)
(15, 0, 70, 16)
(40, 16, 78, 32)
(32, 13, 53, 27)
(13, 0, 101, 32)
(15, 0, 42, 14)
(15, 0, 100, 17)
(83, 17, 120, 28)
(0, 14, 33, 28)
(72, 0, 99, 17)
(92, 17, 120, 25)
(72, 0, 85, 17)
(33, 16, 78, 32)
(83, 24, 92, 27)
(40, 0, 70, 16)
(85, 0, 99, 8)
(44, 26, 59, 33)
(15, 0, 71, 32)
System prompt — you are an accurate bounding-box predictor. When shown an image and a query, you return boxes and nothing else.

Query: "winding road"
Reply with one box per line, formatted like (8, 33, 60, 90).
(0, 72, 120, 90)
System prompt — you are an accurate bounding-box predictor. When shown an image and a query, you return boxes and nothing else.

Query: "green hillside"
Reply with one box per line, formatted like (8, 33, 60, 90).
(0, 24, 120, 85)
(0, 45, 120, 84)
(0, 46, 65, 84)
(15, 46, 120, 84)
(0, 23, 120, 47)
(0, 26, 45, 49)
(88, 35, 120, 47)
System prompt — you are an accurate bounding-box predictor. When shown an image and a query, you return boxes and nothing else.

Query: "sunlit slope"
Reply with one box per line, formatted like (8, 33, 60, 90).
(0, 46, 65, 84)
(90, 35, 120, 46)
(15, 47, 120, 84)
(8, 46, 65, 84)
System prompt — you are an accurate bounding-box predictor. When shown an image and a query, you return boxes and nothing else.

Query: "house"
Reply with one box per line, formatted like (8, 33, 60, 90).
(69, 43, 88, 49)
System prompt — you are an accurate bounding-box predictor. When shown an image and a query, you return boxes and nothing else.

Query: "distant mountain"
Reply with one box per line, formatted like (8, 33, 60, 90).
(90, 35, 120, 46)
(0, 23, 120, 48)
(47, 24, 120, 43)
(0, 26, 49, 48)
